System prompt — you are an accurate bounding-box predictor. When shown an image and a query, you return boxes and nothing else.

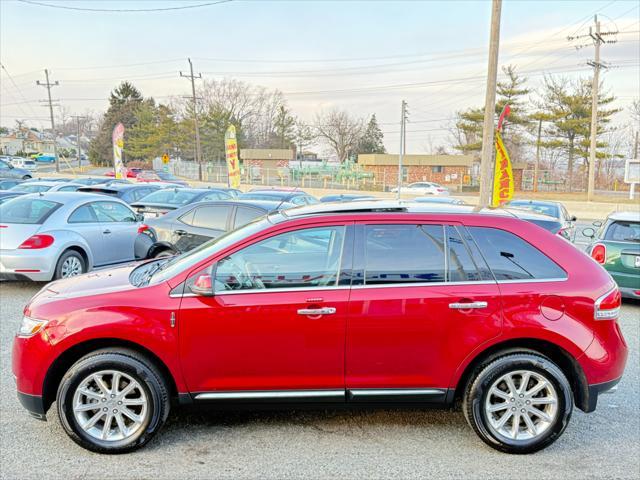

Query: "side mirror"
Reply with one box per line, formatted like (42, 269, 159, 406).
(135, 213, 144, 222)
(190, 273, 214, 297)
(592, 221, 602, 228)
(570, 215, 577, 222)
(582, 227, 596, 239)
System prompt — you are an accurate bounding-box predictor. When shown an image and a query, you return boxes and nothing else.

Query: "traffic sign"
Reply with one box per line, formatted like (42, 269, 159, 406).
(162, 153, 170, 164)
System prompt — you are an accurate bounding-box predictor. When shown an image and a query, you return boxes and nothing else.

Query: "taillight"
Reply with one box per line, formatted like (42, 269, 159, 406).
(594, 288, 621, 320)
(18, 234, 54, 249)
(137, 224, 149, 234)
(591, 244, 606, 264)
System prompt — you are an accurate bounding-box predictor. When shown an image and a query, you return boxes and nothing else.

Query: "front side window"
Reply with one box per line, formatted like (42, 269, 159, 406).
(468, 226, 566, 280)
(234, 207, 264, 228)
(214, 226, 346, 292)
(364, 224, 445, 285)
(91, 202, 136, 223)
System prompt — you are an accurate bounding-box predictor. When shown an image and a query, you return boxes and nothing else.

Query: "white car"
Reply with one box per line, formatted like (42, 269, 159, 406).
(390, 182, 449, 196)
(9, 157, 38, 172)
(9, 181, 85, 193)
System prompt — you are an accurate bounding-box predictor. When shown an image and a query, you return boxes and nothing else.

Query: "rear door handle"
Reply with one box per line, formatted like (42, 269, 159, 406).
(297, 307, 336, 316)
(175, 230, 187, 236)
(449, 301, 488, 309)
(103, 229, 111, 234)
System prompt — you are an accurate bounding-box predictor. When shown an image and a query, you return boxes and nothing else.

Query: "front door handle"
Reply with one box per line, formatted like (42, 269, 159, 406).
(449, 301, 488, 309)
(175, 229, 187, 236)
(297, 307, 336, 316)
(103, 229, 111, 234)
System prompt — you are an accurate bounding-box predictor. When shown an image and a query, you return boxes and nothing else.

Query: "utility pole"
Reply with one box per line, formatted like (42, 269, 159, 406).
(569, 15, 617, 201)
(180, 58, 203, 181)
(396, 100, 408, 200)
(36, 69, 59, 173)
(634, 130, 639, 159)
(478, 0, 502, 207)
(534, 117, 542, 193)
(71, 115, 87, 170)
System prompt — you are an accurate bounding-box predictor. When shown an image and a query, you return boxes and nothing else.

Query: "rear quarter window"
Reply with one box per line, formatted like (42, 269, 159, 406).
(468, 226, 566, 281)
(604, 221, 640, 242)
(0, 198, 61, 224)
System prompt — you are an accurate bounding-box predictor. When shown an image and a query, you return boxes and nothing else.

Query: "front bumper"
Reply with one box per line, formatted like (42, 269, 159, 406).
(619, 286, 640, 300)
(17, 391, 46, 420)
(0, 248, 55, 281)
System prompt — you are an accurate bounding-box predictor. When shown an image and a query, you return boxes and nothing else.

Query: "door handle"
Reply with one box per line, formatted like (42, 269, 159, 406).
(103, 229, 111, 234)
(449, 301, 488, 309)
(175, 229, 187, 236)
(297, 307, 336, 316)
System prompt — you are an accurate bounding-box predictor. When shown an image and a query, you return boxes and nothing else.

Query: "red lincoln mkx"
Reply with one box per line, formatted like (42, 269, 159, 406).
(12, 202, 627, 454)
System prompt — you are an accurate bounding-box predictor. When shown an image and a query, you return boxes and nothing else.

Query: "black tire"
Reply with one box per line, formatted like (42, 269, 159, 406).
(154, 249, 175, 259)
(56, 348, 170, 454)
(462, 352, 573, 454)
(53, 250, 86, 280)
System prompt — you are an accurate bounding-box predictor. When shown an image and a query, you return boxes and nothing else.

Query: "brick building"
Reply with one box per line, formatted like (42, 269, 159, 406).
(240, 149, 293, 170)
(358, 153, 525, 191)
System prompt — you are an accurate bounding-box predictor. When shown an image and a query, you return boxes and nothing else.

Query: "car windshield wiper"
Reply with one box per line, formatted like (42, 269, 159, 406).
(139, 258, 170, 286)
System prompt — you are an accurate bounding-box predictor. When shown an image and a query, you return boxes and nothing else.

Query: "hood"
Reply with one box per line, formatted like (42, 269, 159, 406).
(33, 262, 142, 301)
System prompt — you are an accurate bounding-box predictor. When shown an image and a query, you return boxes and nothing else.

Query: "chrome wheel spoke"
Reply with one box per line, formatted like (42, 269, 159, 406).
(518, 372, 531, 394)
(122, 398, 145, 406)
(101, 414, 113, 440)
(487, 402, 509, 413)
(523, 412, 537, 435)
(93, 374, 110, 396)
(528, 406, 552, 423)
(530, 396, 556, 406)
(74, 402, 101, 412)
(494, 410, 513, 429)
(78, 388, 102, 401)
(504, 376, 518, 396)
(83, 410, 104, 429)
(114, 412, 128, 437)
(510, 412, 520, 439)
(120, 407, 143, 423)
(111, 372, 121, 395)
(489, 387, 510, 401)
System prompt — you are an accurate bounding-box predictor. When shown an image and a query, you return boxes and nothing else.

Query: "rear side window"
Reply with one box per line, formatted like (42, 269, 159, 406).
(234, 207, 264, 228)
(468, 227, 566, 280)
(0, 198, 61, 224)
(190, 206, 231, 230)
(604, 221, 640, 242)
(68, 205, 98, 223)
(364, 224, 445, 285)
(201, 191, 231, 201)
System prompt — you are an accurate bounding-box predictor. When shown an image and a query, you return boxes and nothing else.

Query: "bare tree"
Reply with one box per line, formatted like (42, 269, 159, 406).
(314, 109, 364, 162)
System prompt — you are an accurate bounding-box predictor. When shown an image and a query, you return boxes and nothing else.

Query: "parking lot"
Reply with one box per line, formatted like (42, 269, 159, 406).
(0, 281, 638, 480)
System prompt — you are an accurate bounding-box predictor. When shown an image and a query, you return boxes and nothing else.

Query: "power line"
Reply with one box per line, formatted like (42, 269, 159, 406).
(17, 0, 233, 13)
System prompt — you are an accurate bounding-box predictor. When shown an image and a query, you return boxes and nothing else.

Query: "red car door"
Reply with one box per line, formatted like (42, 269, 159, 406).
(178, 223, 353, 396)
(346, 222, 502, 400)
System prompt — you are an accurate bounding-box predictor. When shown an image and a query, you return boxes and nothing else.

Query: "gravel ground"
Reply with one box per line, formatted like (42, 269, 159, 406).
(1, 281, 638, 480)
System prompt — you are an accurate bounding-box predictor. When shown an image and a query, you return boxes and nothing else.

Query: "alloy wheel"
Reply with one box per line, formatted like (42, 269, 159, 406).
(61, 256, 83, 277)
(72, 370, 149, 442)
(484, 369, 559, 441)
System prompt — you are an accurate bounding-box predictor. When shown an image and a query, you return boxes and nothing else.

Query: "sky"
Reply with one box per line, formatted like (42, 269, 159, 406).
(1, 0, 638, 154)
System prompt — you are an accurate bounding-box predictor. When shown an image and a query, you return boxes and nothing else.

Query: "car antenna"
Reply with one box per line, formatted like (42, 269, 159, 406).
(274, 185, 300, 212)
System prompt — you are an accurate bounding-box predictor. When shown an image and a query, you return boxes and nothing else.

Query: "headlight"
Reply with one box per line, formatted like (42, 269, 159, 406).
(18, 316, 48, 337)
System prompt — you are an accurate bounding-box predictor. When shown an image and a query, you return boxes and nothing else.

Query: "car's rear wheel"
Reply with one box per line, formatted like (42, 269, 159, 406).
(56, 349, 170, 453)
(54, 250, 86, 279)
(154, 249, 175, 259)
(463, 352, 573, 454)
(22, 175, 32, 180)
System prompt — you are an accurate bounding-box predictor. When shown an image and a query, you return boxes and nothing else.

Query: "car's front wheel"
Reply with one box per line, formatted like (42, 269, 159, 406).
(56, 348, 170, 453)
(463, 352, 573, 454)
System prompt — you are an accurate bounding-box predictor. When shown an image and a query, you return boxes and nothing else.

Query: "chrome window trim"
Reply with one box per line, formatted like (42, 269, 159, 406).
(216, 285, 352, 296)
(495, 277, 568, 284)
(195, 389, 345, 401)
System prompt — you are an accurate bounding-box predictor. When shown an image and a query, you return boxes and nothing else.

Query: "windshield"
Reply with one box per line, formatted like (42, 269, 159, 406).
(0, 197, 61, 224)
(605, 221, 640, 242)
(148, 217, 272, 284)
(528, 219, 562, 234)
(509, 201, 559, 218)
(137, 189, 200, 205)
(10, 184, 51, 193)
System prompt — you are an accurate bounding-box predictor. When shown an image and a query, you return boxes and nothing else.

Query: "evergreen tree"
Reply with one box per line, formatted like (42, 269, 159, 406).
(357, 114, 386, 154)
(88, 82, 144, 166)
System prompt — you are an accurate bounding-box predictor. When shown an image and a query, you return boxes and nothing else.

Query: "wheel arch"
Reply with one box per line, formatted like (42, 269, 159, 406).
(41, 338, 178, 414)
(452, 338, 590, 412)
(147, 242, 177, 259)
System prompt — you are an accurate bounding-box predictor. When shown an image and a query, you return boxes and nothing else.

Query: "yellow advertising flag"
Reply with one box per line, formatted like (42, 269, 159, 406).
(225, 124, 241, 189)
(491, 130, 514, 207)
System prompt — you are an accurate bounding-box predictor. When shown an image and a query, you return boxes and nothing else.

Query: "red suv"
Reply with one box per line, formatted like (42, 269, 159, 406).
(12, 202, 627, 454)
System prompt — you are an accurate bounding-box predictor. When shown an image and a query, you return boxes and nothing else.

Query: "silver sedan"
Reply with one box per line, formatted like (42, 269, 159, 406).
(0, 192, 145, 281)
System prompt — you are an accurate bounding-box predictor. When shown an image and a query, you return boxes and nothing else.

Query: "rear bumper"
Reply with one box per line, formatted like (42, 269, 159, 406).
(584, 377, 622, 413)
(0, 249, 55, 281)
(619, 286, 640, 299)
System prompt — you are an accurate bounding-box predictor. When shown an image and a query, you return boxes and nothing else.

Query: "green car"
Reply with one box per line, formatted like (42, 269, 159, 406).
(584, 212, 640, 299)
